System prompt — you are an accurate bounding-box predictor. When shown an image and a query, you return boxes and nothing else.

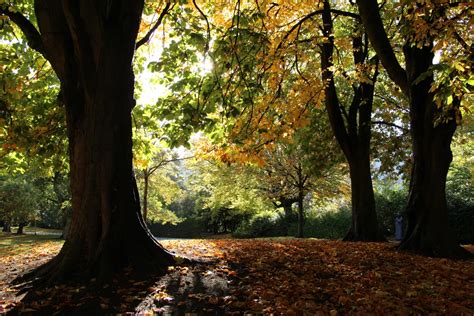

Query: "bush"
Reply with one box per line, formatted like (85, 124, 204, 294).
(448, 197, 474, 244)
(233, 211, 286, 238)
(150, 218, 207, 238)
(446, 164, 474, 243)
(300, 206, 352, 239)
(374, 187, 407, 237)
(234, 206, 351, 239)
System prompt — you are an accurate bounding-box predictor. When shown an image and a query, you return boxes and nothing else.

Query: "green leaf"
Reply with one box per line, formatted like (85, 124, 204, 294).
(446, 95, 453, 105)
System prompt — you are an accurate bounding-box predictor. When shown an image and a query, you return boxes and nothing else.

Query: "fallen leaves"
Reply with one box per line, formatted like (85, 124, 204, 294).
(209, 239, 474, 314)
(1, 236, 473, 314)
(0, 234, 63, 313)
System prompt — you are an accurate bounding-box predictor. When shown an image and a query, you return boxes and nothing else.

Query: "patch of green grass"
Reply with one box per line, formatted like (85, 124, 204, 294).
(0, 233, 64, 256)
(10, 226, 63, 235)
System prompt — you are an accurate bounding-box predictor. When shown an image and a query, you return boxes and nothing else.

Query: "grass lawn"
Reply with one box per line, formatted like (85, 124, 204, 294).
(0, 232, 64, 257)
(8, 226, 63, 235)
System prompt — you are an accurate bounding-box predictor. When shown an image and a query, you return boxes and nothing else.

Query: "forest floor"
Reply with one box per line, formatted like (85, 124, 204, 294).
(0, 233, 473, 315)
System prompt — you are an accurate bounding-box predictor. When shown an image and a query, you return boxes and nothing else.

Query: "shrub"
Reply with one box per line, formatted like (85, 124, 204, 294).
(300, 206, 352, 239)
(233, 211, 286, 238)
(150, 218, 207, 238)
(448, 196, 474, 244)
(374, 187, 407, 237)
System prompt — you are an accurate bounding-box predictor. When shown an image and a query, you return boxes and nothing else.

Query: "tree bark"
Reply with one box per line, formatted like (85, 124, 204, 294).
(16, 222, 26, 235)
(13, 0, 175, 285)
(143, 171, 150, 224)
(398, 45, 467, 257)
(356, 0, 469, 257)
(344, 154, 381, 241)
(296, 189, 304, 238)
(275, 197, 296, 236)
(2, 222, 11, 233)
(321, 1, 384, 242)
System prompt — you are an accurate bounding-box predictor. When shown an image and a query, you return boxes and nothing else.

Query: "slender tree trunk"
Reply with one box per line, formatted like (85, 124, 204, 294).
(282, 202, 293, 236)
(297, 190, 304, 238)
(17, 0, 175, 284)
(398, 45, 467, 257)
(143, 171, 149, 224)
(344, 153, 382, 241)
(275, 197, 296, 236)
(3, 222, 11, 233)
(283, 204, 293, 221)
(16, 222, 26, 235)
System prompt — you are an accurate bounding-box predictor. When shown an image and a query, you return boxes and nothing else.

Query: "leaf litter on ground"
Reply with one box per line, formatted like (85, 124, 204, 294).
(0, 236, 473, 315)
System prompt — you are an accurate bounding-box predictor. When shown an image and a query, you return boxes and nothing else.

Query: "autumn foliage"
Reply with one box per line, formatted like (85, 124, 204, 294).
(1, 237, 473, 314)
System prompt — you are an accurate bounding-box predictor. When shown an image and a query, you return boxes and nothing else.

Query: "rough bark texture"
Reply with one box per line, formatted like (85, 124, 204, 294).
(321, 1, 384, 241)
(142, 171, 150, 223)
(356, 0, 469, 257)
(398, 45, 467, 257)
(13, 0, 175, 285)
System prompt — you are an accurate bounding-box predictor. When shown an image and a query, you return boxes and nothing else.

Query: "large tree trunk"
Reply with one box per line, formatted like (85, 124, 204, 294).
(321, 1, 384, 242)
(344, 152, 382, 241)
(20, 0, 175, 284)
(398, 45, 467, 257)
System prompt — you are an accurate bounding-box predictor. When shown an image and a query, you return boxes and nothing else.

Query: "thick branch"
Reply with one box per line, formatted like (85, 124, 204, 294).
(0, 7, 45, 55)
(321, 1, 352, 159)
(136, 1, 172, 50)
(356, 0, 409, 95)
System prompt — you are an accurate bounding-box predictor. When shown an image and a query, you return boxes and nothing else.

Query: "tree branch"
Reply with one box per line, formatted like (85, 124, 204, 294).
(148, 155, 195, 176)
(277, 9, 359, 52)
(372, 120, 409, 133)
(193, 0, 211, 54)
(136, 1, 172, 50)
(0, 7, 45, 55)
(356, 0, 409, 95)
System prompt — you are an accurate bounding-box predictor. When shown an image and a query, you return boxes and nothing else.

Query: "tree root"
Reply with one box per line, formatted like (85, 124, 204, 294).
(398, 238, 474, 260)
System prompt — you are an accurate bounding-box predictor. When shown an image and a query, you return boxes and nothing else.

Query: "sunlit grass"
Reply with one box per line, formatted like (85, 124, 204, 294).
(0, 232, 64, 257)
(10, 226, 63, 234)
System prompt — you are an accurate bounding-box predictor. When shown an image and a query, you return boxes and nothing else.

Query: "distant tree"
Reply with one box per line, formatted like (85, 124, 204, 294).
(0, 175, 38, 234)
(258, 144, 313, 238)
(187, 158, 273, 234)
